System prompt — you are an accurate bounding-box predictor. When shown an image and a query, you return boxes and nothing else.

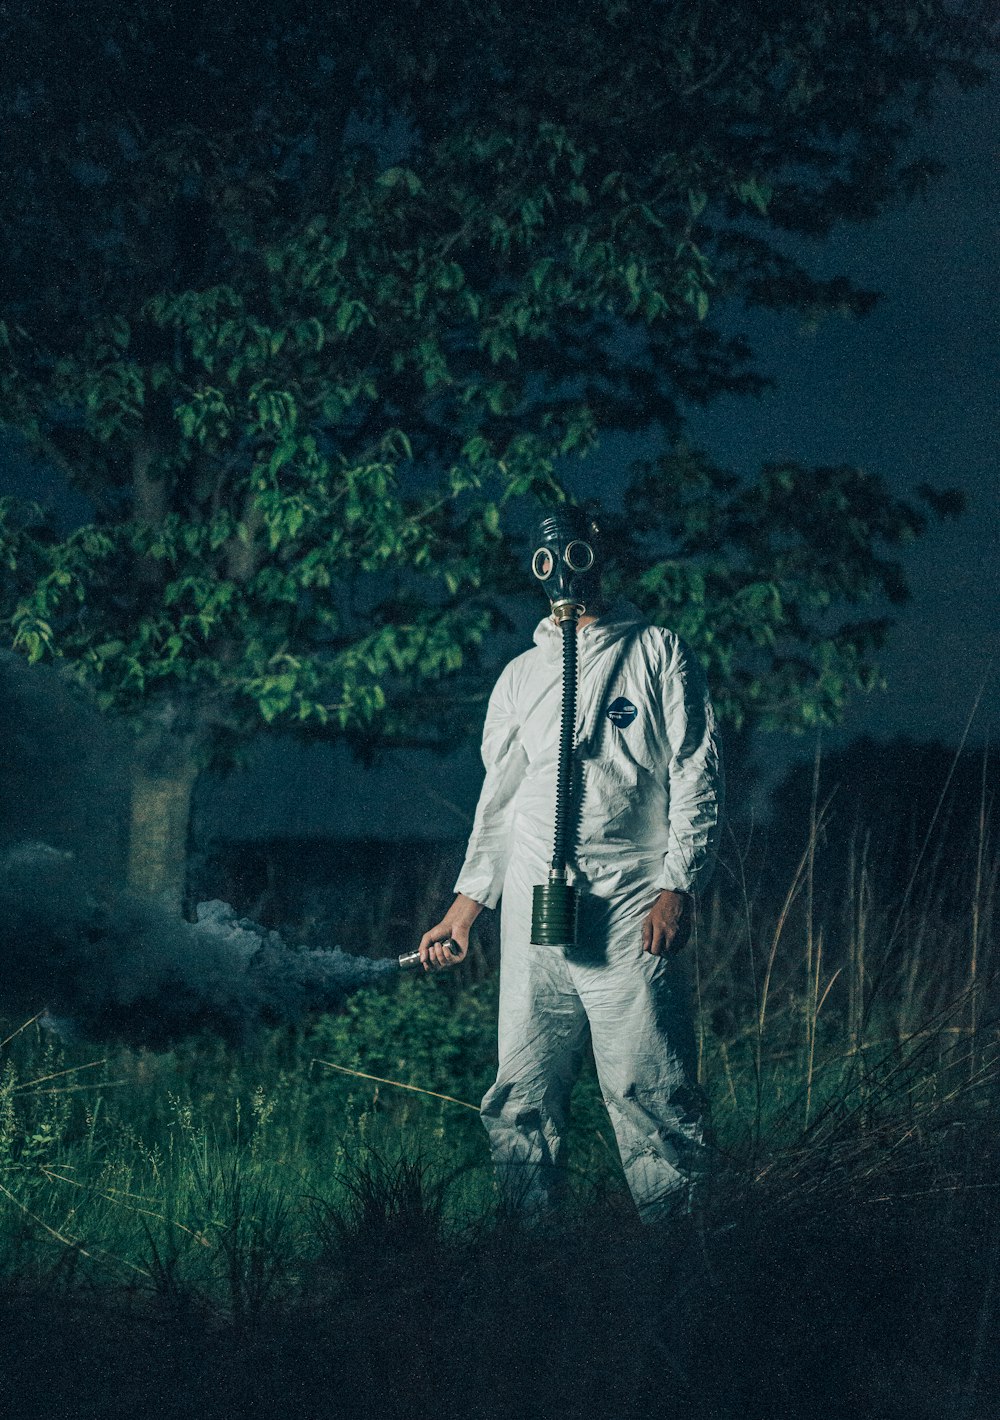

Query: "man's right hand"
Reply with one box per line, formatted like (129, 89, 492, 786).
(419, 894, 483, 971)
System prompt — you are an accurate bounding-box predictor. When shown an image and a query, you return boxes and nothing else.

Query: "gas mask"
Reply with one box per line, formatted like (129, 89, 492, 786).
(531, 508, 600, 623)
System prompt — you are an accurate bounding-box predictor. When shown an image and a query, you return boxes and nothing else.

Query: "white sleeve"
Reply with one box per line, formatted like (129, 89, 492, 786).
(453, 664, 527, 910)
(656, 634, 724, 896)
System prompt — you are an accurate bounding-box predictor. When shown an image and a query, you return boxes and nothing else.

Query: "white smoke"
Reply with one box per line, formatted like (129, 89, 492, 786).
(0, 842, 396, 1048)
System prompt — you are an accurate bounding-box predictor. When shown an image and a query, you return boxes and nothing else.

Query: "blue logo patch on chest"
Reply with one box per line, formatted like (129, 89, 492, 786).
(607, 696, 638, 729)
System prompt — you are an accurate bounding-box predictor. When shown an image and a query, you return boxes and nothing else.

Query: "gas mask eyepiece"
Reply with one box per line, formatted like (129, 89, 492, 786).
(532, 508, 599, 620)
(563, 540, 594, 573)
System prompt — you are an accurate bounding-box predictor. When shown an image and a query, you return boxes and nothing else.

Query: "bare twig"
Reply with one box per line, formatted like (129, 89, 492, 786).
(312, 1058, 479, 1112)
(0, 1014, 43, 1051)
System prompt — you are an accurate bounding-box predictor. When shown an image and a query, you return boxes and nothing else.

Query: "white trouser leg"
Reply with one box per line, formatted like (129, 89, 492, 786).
(482, 865, 706, 1220)
(480, 868, 589, 1214)
(571, 890, 706, 1221)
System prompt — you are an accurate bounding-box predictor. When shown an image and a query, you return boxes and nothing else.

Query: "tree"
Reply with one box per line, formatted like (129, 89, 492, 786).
(0, 1, 991, 909)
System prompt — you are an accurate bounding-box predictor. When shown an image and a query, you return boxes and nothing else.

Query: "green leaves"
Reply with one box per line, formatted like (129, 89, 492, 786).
(376, 167, 425, 196)
(622, 446, 937, 732)
(732, 177, 772, 216)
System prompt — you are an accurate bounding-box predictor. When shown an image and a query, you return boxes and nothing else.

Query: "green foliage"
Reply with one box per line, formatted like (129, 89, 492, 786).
(606, 447, 950, 730)
(310, 976, 498, 1102)
(0, 798, 994, 1291)
(0, 1, 991, 755)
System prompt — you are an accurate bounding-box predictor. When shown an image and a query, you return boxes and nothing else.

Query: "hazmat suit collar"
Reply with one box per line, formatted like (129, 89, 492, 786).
(532, 599, 647, 659)
(532, 599, 648, 753)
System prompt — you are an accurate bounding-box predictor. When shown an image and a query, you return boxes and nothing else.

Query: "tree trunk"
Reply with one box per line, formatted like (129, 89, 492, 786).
(125, 724, 202, 917)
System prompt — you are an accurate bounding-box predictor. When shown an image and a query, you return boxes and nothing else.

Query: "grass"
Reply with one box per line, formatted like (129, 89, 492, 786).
(0, 775, 997, 1416)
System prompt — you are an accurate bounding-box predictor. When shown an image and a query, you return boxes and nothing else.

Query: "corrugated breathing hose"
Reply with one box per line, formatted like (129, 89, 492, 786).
(531, 612, 580, 947)
(550, 615, 578, 876)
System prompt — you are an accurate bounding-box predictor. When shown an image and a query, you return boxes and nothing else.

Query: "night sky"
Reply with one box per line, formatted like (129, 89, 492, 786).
(2, 69, 996, 843)
(697, 73, 999, 753)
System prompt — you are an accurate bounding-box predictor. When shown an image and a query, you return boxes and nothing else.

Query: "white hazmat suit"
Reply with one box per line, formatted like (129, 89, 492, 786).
(454, 601, 723, 1219)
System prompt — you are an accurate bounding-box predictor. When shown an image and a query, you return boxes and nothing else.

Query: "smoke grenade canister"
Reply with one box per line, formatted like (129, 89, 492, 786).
(398, 939, 463, 970)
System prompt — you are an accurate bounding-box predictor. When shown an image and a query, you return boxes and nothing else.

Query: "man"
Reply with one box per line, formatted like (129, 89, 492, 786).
(420, 507, 723, 1220)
